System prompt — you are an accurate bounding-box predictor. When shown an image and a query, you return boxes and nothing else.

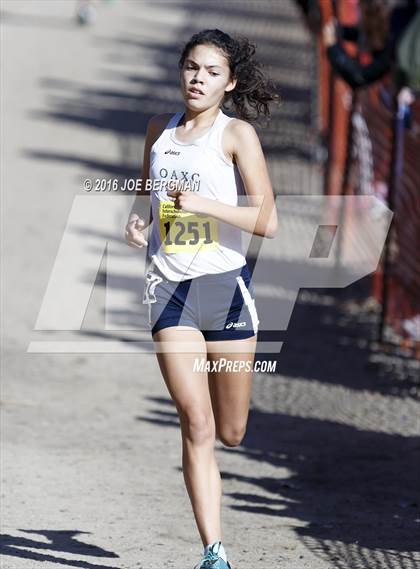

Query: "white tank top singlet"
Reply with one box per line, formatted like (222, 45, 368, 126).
(147, 108, 247, 281)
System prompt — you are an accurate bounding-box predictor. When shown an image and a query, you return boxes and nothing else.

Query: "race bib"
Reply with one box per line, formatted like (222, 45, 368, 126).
(159, 201, 218, 253)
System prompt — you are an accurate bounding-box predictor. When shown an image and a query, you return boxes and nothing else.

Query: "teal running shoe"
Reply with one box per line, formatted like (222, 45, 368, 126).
(194, 541, 232, 569)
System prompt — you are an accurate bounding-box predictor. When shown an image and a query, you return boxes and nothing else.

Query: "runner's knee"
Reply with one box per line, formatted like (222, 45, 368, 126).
(180, 409, 215, 445)
(218, 424, 246, 447)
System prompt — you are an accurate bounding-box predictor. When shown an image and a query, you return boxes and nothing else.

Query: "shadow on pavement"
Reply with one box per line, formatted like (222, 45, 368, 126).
(137, 396, 420, 569)
(255, 277, 420, 399)
(0, 529, 120, 569)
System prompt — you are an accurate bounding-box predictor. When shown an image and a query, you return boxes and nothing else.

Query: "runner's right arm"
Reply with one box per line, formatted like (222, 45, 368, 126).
(125, 114, 170, 249)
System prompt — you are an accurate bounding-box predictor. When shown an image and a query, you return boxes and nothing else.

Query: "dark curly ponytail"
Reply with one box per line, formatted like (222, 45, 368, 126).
(178, 29, 280, 123)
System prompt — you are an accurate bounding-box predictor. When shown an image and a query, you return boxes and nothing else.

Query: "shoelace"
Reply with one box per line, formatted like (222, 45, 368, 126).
(195, 543, 221, 568)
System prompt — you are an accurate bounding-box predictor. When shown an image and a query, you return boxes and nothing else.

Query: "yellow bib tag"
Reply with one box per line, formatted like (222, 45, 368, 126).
(159, 201, 218, 254)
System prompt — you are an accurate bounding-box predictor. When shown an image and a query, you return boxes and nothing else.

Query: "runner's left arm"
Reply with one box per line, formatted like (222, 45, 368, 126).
(167, 120, 278, 238)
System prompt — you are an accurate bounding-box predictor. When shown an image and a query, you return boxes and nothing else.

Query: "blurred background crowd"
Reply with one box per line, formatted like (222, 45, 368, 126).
(296, 0, 420, 358)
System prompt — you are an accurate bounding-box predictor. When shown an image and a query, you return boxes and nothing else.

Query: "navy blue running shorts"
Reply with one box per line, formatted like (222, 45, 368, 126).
(142, 263, 259, 341)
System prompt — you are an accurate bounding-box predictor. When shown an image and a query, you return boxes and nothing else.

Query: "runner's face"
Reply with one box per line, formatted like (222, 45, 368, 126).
(180, 44, 236, 110)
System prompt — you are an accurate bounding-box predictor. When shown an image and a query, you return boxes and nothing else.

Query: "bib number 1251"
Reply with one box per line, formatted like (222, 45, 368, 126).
(159, 201, 218, 253)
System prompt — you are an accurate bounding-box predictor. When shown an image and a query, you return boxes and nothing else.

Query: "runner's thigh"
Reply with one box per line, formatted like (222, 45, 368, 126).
(206, 336, 256, 432)
(153, 326, 214, 424)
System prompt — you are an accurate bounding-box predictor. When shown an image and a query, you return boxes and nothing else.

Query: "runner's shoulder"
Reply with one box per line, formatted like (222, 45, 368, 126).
(226, 118, 258, 138)
(224, 118, 260, 153)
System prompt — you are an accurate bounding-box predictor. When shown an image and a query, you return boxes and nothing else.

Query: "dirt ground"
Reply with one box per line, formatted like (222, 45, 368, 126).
(1, 1, 419, 569)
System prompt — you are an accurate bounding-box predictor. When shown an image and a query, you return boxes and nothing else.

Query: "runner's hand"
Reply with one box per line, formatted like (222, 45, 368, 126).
(167, 189, 207, 215)
(125, 214, 148, 248)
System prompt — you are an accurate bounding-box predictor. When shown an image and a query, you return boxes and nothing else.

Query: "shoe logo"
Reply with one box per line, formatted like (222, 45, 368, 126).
(164, 149, 181, 155)
(225, 321, 246, 329)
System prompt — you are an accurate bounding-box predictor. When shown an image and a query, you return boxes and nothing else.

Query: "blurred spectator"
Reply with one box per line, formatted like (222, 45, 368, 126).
(76, 0, 98, 25)
(75, 0, 117, 26)
(396, 11, 420, 91)
(323, 0, 392, 89)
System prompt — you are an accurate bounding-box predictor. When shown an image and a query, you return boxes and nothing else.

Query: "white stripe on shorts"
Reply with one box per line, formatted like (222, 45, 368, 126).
(236, 276, 259, 335)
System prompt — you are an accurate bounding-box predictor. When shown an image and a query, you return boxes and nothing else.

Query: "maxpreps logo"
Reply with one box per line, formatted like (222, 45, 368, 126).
(164, 149, 181, 155)
(225, 321, 246, 329)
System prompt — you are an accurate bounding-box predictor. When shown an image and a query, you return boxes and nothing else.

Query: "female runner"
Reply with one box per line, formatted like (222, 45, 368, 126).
(125, 29, 278, 569)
